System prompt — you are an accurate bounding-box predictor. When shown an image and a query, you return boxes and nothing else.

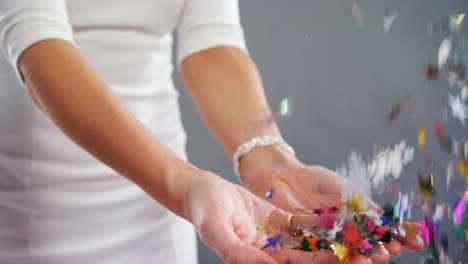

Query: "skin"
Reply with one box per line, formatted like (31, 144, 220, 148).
(18, 39, 422, 263)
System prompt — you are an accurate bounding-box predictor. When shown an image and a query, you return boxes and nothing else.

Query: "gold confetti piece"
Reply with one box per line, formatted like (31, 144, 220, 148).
(452, 13, 465, 25)
(418, 122, 426, 147)
(418, 173, 435, 205)
(332, 242, 349, 261)
(346, 192, 367, 213)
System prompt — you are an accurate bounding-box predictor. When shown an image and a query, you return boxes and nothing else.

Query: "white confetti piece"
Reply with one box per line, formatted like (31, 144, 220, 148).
(447, 160, 454, 190)
(448, 93, 467, 125)
(461, 86, 468, 102)
(438, 38, 452, 69)
(383, 12, 398, 33)
(337, 141, 414, 196)
(352, 1, 364, 29)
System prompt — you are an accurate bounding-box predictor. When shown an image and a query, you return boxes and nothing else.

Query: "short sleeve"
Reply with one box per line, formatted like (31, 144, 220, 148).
(0, 0, 75, 83)
(176, 0, 247, 66)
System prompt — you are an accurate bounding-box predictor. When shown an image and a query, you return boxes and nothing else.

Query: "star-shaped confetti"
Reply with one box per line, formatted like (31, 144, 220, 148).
(305, 236, 319, 251)
(332, 242, 349, 261)
(448, 94, 467, 125)
(261, 234, 283, 250)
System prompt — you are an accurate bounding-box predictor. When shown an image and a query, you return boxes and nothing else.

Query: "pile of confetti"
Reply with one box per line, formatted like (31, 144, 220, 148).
(252, 5, 468, 264)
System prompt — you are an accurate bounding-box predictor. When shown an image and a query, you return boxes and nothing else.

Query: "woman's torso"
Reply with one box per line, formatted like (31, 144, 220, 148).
(0, 1, 197, 263)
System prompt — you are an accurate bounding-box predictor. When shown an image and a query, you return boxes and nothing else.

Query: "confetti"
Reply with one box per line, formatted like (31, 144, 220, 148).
(451, 13, 465, 26)
(266, 187, 275, 199)
(426, 62, 440, 81)
(461, 86, 468, 102)
(434, 120, 446, 140)
(305, 236, 319, 251)
(447, 160, 454, 190)
(434, 203, 447, 222)
(418, 173, 435, 205)
(352, 1, 364, 29)
(245, 97, 293, 133)
(332, 242, 349, 261)
(388, 100, 402, 125)
(448, 93, 467, 125)
(418, 122, 427, 147)
(383, 10, 398, 33)
(438, 38, 452, 69)
(257, 225, 268, 232)
(453, 193, 467, 225)
(261, 234, 283, 250)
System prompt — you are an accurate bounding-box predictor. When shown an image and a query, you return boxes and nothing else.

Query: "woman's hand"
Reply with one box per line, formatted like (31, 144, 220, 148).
(238, 145, 424, 261)
(184, 171, 393, 264)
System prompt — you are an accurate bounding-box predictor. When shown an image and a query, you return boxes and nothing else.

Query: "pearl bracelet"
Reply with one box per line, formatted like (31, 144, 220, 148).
(233, 136, 295, 185)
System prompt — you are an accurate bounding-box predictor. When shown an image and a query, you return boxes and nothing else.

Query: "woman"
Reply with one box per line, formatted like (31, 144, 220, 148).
(0, 0, 423, 263)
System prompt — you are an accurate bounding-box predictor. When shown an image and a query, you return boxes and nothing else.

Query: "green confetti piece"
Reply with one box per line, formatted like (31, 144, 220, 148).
(257, 225, 268, 232)
(280, 98, 292, 118)
(299, 237, 312, 252)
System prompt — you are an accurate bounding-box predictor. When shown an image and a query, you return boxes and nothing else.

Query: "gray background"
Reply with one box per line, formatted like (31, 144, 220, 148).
(173, 0, 468, 263)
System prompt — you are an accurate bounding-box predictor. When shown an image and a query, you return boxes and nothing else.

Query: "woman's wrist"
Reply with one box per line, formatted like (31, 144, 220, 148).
(238, 143, 299, 192)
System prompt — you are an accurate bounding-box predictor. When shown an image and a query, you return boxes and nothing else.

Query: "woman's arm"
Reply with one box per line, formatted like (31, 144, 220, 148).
(19, 39, 197, 220)
(180, 47, 296, 188)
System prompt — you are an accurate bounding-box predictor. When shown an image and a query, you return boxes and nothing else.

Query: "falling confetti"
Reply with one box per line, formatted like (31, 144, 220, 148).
(438, 38, 452, 69)
(426, 62, 440, 81)
(448, 93, 467, 125)
(418, 173, 435, 205)
(383, 11, 398, 33)
(447, 160, 454, 190)
(451, 13, 465, 26)
(453, 193, 467, 225)
(418, 122, 427, 147)
(245, 97, 293, 134)
(461, 86, 468, 102)
(352, 1, 364, 29)
(434, 120, 446, 140)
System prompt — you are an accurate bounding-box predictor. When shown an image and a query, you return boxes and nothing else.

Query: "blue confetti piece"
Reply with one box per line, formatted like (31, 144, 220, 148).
(381, 216, 391, 226)
(440, 233, 448, 252)
(266, 187, 275, 200)
(261, 234, 283, 250)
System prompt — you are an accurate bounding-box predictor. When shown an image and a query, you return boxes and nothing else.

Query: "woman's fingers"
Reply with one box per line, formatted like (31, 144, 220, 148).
(383, 240, 404, 256)
(369, 246, 390, 264)
(269, 249, 340, 264)
(202, 220, 278, 264)
(225, 241, 279, 264)
(393, 222, 424, 252)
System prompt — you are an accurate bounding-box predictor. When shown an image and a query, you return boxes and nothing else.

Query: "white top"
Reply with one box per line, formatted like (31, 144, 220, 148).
(0, 1, 246, 263)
